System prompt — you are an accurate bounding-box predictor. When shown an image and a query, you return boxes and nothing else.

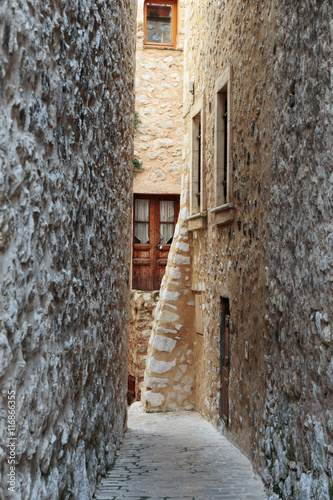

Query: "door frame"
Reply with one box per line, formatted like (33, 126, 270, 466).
(220, 297, 230, 425)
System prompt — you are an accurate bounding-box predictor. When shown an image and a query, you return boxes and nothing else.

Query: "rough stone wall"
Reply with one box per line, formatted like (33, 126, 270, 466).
(133, 0, 185, 194)
(142, 209, 197, 410)
(143, 0, 275, 434)
(142, 0, 333, 498)
(0, 0, 136, 498)
(128, 291, 159, 401)
(262, 1, 333, 498)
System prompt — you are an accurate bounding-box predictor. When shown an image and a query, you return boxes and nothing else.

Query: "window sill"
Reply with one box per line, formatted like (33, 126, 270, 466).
(143, 45, 183, 51)
(187, 212, 207, 231)
(210, 203, 234, 226)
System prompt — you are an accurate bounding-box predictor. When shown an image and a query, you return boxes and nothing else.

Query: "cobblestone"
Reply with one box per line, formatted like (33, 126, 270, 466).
(94, 409, 268, 499)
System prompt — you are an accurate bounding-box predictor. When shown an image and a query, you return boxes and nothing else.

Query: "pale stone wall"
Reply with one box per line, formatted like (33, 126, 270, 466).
(0, 1, 136, 498)
(142, 209, 196, 411)
(133, 0, 185, 194)
(128, 291, 159, 401)
(129, 1, 186, 395)
(142, 0, 333, 498)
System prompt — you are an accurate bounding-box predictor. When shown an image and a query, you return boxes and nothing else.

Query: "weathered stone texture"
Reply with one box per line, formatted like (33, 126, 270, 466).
(262, 1, 333, 498)
(144, 0, 276, 435)
(133, 0, 184, 194)
(0, 0, 136, 498)
(142, 209, 196, 411)
(128, 291, 159, 401)
(142, 0, 332, 498)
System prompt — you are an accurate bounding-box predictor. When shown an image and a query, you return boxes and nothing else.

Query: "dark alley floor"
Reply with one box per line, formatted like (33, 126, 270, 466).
(94, 405, 268, 500)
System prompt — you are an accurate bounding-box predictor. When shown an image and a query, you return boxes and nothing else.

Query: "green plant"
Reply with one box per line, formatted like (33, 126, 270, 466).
(133, 157, 144, 176)
(134, 112, 141, 131)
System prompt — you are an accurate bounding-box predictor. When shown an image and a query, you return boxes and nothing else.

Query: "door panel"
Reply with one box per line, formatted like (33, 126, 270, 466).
(220, 305, 230, 425)
(132, 195, 179, 291)
(132, 197, 153, 290)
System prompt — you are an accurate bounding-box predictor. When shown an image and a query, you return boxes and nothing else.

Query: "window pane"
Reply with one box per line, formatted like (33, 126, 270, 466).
(135, 223, 150, 244)
(159, 223, 174, 244)
(160, 200, 174, 222)
(135, 199, 150, 222)
(160, 200, 174, 243)
(146, 3, 172, 44)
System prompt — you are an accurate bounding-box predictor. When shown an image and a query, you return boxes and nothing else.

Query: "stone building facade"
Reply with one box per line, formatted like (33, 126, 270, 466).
(0, 1, 136, 498)
(128, 0, 185, 401)
(133, 0, 185, 196)
(142, 0, 333, 498)
(128, 291, 159, 402)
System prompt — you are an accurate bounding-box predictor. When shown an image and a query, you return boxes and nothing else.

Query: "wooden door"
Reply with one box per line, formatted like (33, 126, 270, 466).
(132, 195, 179, 291)
(220, 300, 230, 425)
(132, 197, 153, 290)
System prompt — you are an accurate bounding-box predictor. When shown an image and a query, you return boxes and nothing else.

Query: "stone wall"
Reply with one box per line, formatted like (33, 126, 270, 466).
(142, 0, 333, 498)
(133, 0, 185, 195)
(0, 0, 136, 498)
(128, 291, 159, 402)
(143, 0, 275, 433)
(262, 1, 333, 498)
(142, 209, 196, 410)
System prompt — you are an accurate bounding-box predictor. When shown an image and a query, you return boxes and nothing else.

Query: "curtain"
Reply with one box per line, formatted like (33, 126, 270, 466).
(159, 200, 174, 244)
(135, 199, 150, 244)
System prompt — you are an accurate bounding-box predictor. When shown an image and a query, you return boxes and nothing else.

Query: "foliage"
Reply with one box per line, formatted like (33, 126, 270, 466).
(133, 157, 144, 176)
(134, 112, 141, 132)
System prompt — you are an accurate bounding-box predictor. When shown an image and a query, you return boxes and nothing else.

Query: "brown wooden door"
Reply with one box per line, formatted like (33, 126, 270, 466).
(132, 195, 179, 291)
(220, 301, 230, 425)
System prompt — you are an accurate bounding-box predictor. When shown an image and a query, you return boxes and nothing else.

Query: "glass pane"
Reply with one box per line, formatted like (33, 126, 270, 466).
(160, 200, 174, 222)
(135, 223, 149, 244)
(135, 199, 150, 222)
(146, 3, 172, 45)
(159, 223, 174, 244)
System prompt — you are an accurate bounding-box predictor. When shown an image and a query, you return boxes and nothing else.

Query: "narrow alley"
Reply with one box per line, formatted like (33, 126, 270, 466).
(94, 407, 268, 500)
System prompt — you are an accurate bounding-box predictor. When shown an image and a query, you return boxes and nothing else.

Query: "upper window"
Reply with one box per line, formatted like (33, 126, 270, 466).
(144, 1, 177, 47)
(214, 66, 233, 207)
(190, 97, 205, 216)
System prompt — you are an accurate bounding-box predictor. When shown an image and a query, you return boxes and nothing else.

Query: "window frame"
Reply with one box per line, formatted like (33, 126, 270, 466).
(214, 66, 233, 209)
(189, 96, 206, 217)
(144, 0, 178, 48)
(211, 66, 234, 226)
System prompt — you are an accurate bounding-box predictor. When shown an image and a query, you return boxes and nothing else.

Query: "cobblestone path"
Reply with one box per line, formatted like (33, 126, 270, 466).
(94, 407, 268, 500)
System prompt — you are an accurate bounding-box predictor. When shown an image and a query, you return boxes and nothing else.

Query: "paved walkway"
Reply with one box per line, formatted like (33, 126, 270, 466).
(94, 406, 268, 500)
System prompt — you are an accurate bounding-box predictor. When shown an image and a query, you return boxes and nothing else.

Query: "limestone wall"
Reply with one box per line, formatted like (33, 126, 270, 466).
(0, 1, 136, 498)
(128, 291, 159, 401)
(143, 0, 275, 434)
(142, 0, 333, 498)
(142, 208, 196, 410)
(133, 0, 185, 194)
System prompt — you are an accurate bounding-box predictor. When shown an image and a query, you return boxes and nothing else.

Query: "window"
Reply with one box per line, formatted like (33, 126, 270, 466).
(211, 66, 234, 226)
(144, 1, 177, 47)
(189, 96, 206, 219)
(132, 195, 180, 291)
(134, 199, 150, 244)
(214, 66, 232, 208)
(159, 200, 176, 244)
